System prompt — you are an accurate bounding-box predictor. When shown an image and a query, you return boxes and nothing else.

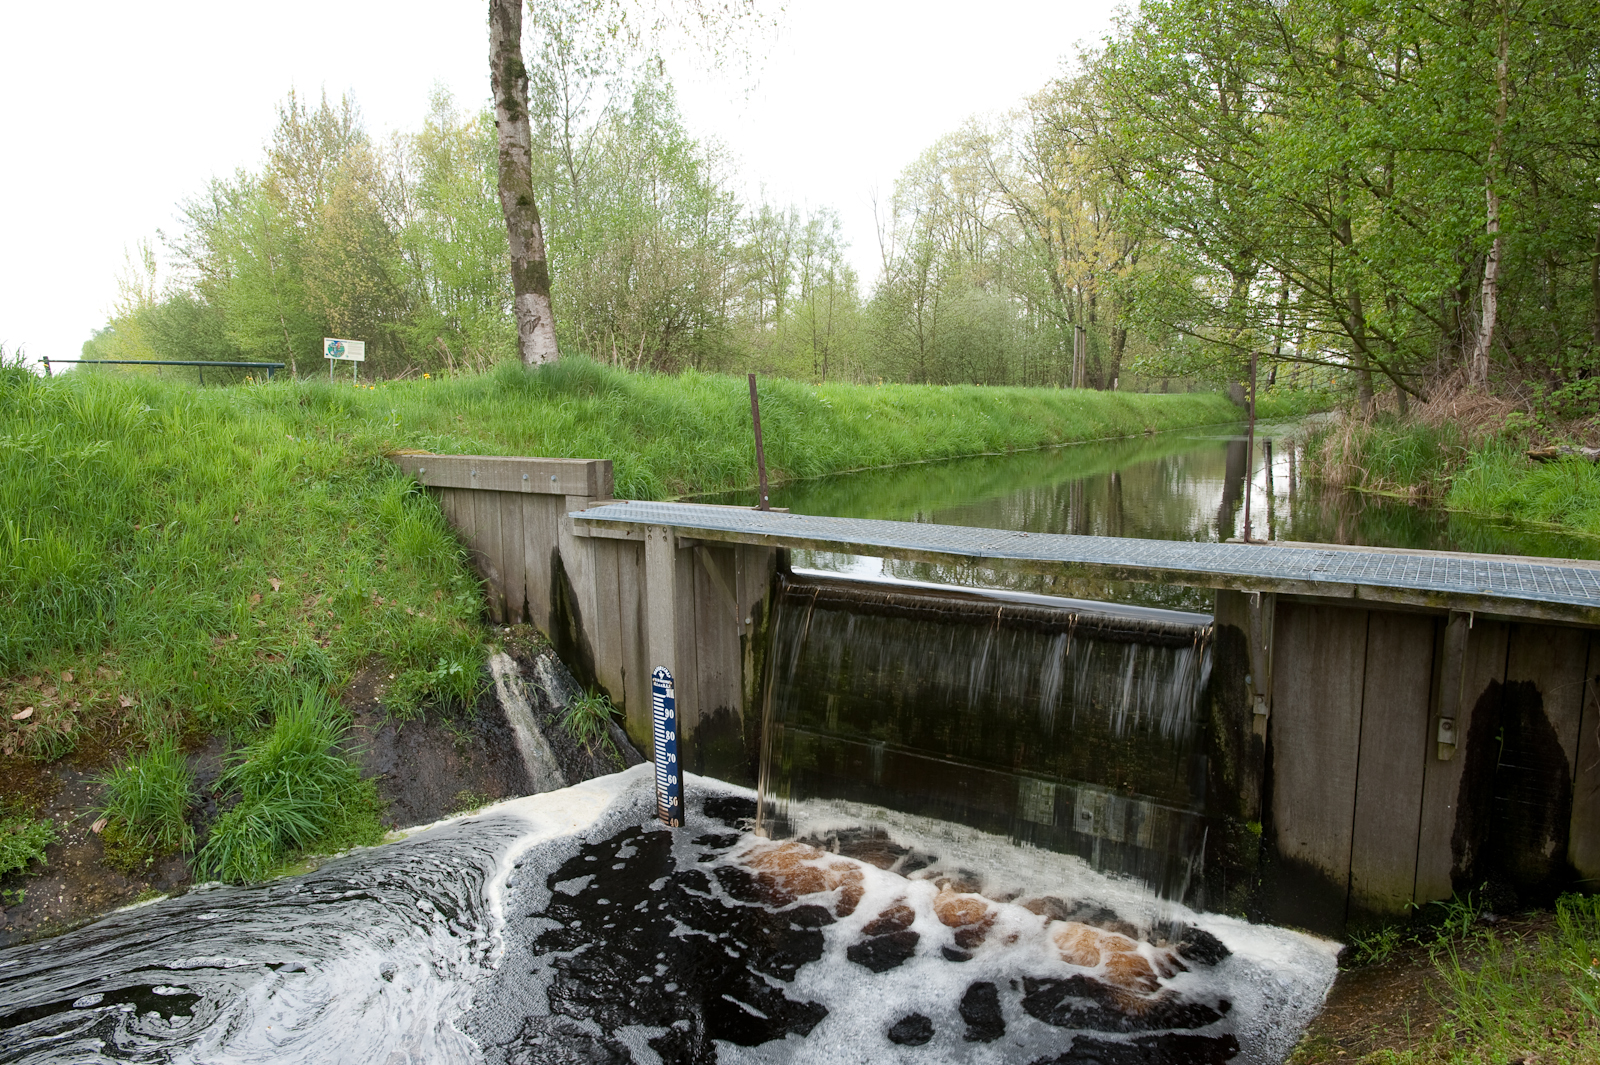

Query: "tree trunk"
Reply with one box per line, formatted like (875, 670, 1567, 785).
(1470, 4, 1510, 389)
(1591, 223, 1600, 356)
(491, 0, 560, 366)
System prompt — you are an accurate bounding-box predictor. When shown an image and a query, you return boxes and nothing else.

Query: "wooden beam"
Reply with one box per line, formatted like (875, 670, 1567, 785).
(395, 453, 612, 497)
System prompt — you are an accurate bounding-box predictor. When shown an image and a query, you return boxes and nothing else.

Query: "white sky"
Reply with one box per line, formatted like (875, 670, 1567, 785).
(0, 0, 1120, 365)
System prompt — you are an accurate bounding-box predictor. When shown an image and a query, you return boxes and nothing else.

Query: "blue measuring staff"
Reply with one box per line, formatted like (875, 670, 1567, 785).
(651, 666, 682, 826)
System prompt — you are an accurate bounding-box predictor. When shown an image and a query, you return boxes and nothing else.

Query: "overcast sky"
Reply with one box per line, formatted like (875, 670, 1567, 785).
(0, 0, 1120, 365)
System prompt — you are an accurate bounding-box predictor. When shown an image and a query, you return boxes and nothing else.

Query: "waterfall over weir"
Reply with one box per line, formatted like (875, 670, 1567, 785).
(757, 573, 1215, 903)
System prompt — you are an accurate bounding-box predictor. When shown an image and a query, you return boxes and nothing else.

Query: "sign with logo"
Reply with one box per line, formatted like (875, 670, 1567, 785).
(651, 666, 682, 826)
(323, 337, 366, 362)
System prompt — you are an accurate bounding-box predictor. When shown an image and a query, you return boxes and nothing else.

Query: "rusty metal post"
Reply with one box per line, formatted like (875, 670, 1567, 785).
(1243, 350, 1258, 543)
(748, 373, 771, 511)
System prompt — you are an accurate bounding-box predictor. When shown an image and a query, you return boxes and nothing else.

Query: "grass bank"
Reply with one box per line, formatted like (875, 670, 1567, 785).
(1311, 415, 1600, 539)
(0, 352, 1274, 889)
(1290, 893, 1600, 1062)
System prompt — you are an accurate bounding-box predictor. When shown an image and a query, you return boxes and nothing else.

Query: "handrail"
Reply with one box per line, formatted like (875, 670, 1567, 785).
(40, 358, 286, 384)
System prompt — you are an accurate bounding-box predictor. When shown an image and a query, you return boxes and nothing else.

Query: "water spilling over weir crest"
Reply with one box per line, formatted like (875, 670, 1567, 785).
(0, 768, 1335, 1064)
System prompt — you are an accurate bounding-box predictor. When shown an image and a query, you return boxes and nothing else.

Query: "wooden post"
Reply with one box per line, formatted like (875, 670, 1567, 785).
(748, 374, 771, 511)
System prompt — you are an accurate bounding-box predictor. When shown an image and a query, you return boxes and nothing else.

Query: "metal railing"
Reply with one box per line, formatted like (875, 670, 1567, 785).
(40, 358, 286, 384)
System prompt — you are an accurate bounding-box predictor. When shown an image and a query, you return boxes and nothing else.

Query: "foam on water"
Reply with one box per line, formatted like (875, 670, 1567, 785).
(0, 768, 1336, 1064)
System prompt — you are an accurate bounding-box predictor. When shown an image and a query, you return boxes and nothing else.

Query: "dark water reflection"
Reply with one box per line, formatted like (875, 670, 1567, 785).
(694, 423, 1600, 610)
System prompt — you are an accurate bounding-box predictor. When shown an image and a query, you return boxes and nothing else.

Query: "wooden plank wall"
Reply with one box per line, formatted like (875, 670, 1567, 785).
(1267, 600, 1598, 934)
(1571, 634, 1600, 884)
(395, 455, 778, 781)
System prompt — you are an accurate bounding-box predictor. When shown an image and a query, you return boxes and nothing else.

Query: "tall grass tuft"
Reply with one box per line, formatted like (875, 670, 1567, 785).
(99, 737, 195, 857)
(1448, 442, 1600, 534)
(562, 690, 621, 762)
(1309, 416, 1469, 499)
(195, 690, 382, 883)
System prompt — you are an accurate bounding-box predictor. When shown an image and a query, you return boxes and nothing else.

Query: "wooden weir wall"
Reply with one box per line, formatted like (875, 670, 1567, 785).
(395, 454, 1600, 936)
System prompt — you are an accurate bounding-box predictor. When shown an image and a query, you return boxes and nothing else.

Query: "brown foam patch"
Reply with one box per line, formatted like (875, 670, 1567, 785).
(741, 841, 866, 917)
(933, 887, 997, 950)
(1050, 921, 1184, 996)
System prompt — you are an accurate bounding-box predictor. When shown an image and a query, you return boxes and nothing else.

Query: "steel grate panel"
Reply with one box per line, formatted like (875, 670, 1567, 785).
(576, 501, 1600, 612)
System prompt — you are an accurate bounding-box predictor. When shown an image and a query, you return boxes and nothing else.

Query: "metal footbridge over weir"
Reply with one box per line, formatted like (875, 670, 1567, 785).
(573, 499, 1600, 626)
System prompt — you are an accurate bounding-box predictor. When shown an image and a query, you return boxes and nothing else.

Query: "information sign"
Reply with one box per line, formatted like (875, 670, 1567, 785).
(323, 338, 366, 362)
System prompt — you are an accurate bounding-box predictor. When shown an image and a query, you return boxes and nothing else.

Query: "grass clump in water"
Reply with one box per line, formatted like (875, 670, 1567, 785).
(195, 690, 383, 884)
(98, 737, 195, 872)
(0, 810, 56, 877)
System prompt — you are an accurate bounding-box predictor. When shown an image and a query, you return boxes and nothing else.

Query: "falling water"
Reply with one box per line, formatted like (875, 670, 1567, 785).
(756, 573, 1215, 903)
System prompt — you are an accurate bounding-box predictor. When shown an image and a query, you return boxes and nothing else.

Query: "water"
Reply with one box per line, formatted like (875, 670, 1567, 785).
(695, 422, 1600, 610)
(755, 575, 1214, 903)
(1, 768, 1337, 1064)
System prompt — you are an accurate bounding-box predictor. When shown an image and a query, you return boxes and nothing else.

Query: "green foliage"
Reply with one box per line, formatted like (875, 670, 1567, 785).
(562, 690, 620, 761)
(1089, 0, 1600, 403)
(99, 738, 196, 860)
(0, 811, 56, 877)
(195, 690, 383, 883)
(1448, 445, 1600, 534)
(1347, 924, 1404, 967)
(387, 639, 486, 721)
(1300, 893, 1600, 1062)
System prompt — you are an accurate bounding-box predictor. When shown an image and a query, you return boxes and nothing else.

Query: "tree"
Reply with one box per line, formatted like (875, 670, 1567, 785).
(488, 0, 769, 369)
(490, 0, 559, 366)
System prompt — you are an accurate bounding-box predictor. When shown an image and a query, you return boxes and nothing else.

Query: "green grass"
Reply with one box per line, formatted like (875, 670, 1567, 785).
(1448, 441, 1600, 534)
(0, 811, 56, 877)
(195, 689, 382, 883)
(1292, 894, 1600, 1063)
(98, 737, 195, 860)
(1307, 410, 1600, 538)
(562, 690, 621, 761)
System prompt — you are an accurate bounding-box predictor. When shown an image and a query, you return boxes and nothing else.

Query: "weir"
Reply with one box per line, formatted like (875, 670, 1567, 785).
(394, 454, 1600, 936)
(757, 575, 1213, 903)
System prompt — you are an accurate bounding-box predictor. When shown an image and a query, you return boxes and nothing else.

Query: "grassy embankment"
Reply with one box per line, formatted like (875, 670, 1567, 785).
(1313, 412, 1600, 539)
(1, 353, 1281, 885)
(1290, 893, 1600, 1062)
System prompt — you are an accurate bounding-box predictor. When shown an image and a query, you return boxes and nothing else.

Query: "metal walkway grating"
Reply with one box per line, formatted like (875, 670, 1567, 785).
(574, 501, 1600, 623)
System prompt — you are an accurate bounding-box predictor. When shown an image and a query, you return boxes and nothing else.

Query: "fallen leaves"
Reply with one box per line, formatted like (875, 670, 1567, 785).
(268, 577, 282, 592)
(119, 695, 134, 709)
(91, 817, 108, 834)
(11, 707, 33, 721)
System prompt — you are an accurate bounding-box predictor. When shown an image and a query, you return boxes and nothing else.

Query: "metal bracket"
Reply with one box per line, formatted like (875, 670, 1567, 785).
(1434, 610, 1472, 760)
(1247, 591, 1276, 735)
